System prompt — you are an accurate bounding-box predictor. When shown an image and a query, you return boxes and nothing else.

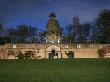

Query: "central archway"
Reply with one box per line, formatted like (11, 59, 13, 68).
(46, 45, 61, 59)
(48, 49, 56, 58)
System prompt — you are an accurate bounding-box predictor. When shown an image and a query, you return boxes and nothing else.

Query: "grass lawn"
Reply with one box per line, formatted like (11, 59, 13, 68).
(0, 59, 110, 82)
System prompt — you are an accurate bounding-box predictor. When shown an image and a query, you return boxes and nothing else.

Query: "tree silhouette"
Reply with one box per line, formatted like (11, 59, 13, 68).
(96, 9, 110, 43)
(0, 24, 3, 36)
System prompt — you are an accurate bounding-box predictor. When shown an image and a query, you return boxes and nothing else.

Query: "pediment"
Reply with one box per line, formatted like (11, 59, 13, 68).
(46, 45, 60, 52)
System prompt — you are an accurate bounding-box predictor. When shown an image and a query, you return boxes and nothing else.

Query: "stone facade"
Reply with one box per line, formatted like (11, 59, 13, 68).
(46, 13, 60, 43)
(0, 13, 110, 59)
(0, 43, 110, 59)
(0, 46, 6, 59)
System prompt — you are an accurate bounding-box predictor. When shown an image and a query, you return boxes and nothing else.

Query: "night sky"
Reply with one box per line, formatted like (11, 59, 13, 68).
(0, 0, 110, 31)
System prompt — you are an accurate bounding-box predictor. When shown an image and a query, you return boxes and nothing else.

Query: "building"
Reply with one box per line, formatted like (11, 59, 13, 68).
(0, 13, 110, 59)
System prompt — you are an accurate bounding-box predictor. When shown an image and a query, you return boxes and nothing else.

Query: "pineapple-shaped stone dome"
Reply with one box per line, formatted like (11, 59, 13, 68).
(46, 13, 60, 43)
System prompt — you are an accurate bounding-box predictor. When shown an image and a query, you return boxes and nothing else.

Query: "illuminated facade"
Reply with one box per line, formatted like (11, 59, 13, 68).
(0, 13, 110, 59)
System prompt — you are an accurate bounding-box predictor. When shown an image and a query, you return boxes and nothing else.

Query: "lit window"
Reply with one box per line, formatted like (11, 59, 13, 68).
(89, 44, 93, 48)
(77, 44, 81, 48)
(52, 40, 54, 43)
(13, 44, 16, 48)
(65, 45, 68, 49)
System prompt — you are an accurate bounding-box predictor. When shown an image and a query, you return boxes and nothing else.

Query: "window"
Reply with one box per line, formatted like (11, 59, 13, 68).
(27, 45, 31, 48)
(77, 44, 81, 48)
(13, 44, 16, 48)
(65, 45, 68, 49)
(89, 44, 93, 48)
(52, 40, 54, 43)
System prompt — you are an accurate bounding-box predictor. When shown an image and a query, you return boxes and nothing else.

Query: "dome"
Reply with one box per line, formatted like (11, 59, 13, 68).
(45, 13, 61, 43)
(46, 13, 60, 36)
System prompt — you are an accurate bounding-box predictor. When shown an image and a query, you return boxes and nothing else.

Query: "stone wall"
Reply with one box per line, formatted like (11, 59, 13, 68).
(0, 46, 6, 59)
(0, 43, 110, 59)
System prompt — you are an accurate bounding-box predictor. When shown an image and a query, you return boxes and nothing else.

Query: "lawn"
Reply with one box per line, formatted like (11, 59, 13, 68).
(0, 59, 110, 82)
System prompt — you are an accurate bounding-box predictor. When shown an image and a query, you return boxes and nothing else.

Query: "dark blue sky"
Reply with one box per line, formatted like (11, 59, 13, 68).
(0, 0, 110, 31)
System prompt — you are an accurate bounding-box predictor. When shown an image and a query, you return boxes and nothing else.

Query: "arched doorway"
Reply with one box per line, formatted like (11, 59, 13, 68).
(48, 49, 58, 59)
(7, 50, 16, 59)
(46, 45, 61, 59)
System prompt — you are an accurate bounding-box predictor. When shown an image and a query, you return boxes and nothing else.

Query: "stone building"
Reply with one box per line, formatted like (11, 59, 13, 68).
(0, 13, 110, 59)
(0, 43, 110, 59)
